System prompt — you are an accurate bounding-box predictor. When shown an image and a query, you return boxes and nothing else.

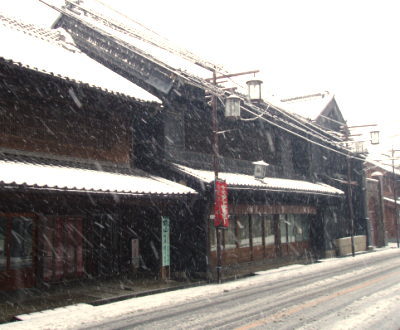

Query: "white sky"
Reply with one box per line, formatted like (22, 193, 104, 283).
(0, 0, 399, 155)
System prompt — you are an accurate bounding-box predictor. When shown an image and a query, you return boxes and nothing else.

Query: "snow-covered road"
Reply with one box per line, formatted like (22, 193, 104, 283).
(2, 246, 400, 329)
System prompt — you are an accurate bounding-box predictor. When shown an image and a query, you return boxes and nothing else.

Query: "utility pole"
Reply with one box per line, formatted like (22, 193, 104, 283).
(343, 125, 356, 257)
(211, 69, 222, 283)
(210, 69, 260, 283)
(346, 152, 356, 257)
(342, 124, 379, 256)
(391, 147, 400, 248)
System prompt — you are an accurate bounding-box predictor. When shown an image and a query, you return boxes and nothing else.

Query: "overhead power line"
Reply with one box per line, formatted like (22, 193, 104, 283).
(39, 0, 364, 161)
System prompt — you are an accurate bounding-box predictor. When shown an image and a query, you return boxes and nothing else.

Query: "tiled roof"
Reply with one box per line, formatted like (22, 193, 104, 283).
(0, 159, 196, 196)
(0, 13, 160, 103)
(174, 164, 344, 196)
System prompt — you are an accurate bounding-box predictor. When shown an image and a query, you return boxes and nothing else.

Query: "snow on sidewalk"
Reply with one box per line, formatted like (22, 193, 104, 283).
(1, 247, 399, 330)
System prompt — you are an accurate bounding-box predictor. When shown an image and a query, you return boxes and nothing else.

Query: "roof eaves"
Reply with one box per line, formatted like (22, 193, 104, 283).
(0, 56, 160, 106)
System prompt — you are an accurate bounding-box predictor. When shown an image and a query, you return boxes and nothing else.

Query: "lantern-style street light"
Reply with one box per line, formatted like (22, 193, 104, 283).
(253, 160, 269, 179)
(225, 95, 241, 118)
(246, 79, 263, 101)
(370, 131, 380, 145)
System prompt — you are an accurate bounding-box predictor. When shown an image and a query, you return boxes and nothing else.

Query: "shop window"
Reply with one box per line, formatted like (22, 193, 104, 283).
(264, 215, 275, 246)
(279, 215, 288, 244)
(0, 215, 35, 272)
(279, 214, 311, 243)
(10, 217, 33, 269)
(225, 216, 237, 249)
(287, 214, 296, 243)
(297, 215, 310, 241)
(42, 217, 83, 282)
(238, 215, 250, 247)
(251, 214, 263, 247)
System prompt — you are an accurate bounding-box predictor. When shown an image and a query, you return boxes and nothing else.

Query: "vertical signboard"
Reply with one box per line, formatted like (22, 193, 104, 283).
(161, 216, 170, 267)
(131, 238, 140, 268)
(214, 179, 229, 227)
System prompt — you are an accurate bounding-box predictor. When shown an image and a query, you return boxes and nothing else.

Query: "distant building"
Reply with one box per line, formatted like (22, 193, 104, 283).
(365, 160, 400, 247)
(274, 91, 346, 133)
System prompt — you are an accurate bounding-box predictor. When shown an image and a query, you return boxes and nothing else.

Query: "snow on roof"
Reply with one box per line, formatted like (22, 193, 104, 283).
(0, 14, 160, 103)
(271, 91, 334, 121)
(0, 159, 196, 196)
(58, 1, 216, 80)
(174, 164, 344, 196)
(76, 12, 211, 80)
(366, 159, 400, 176)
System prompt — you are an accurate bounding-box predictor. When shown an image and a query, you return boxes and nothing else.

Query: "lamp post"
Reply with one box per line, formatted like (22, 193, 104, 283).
(210, 70, 261, 283)
(210, 69, 223, 284)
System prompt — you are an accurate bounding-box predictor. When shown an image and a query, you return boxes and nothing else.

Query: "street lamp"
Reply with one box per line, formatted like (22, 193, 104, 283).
(225, 95, 241, 118)
(246, 79, 263, 101)
(253, 160, 269, 179)
(370, 131, 380, 145)
(211, 70, 260, 283)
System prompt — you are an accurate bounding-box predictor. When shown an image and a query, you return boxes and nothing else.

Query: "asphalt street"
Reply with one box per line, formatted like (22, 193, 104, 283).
(3, 248, 399, 330)
(86, 249, 400, 330)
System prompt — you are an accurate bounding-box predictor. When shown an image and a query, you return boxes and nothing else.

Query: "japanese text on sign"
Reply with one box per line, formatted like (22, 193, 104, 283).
(161, 216, 170, 266)
(214, 179, 229, 227)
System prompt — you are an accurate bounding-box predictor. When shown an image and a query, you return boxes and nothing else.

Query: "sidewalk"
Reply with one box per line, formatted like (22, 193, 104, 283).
(0, 275, 198, 324)
(1, 245, 391, 324)
(0, 255, 321, 324)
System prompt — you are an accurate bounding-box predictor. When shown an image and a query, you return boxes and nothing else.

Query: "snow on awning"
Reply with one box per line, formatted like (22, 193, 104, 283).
(383, 197, 400, 204)
(0, 160, 196, 197)
(174, 164, 344, 196)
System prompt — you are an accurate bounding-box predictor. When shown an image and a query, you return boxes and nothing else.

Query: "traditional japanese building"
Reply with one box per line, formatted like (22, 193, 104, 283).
(0, 14, 196, 291)
(50, 1, 368, 279)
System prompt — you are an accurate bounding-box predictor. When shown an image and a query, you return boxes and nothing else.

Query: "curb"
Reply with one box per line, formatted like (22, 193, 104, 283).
(90, 280, 207, 306)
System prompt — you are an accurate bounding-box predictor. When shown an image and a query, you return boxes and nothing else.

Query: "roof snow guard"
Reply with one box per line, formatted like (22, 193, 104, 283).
(0, 160, 196, 197)
(175, 164, 344, 196)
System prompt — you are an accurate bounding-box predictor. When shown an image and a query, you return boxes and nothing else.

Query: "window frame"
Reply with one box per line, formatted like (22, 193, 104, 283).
(0, 213, 37, 272)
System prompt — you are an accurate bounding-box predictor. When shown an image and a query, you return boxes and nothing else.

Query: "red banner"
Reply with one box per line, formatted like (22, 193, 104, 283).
(214, 179, 229, 227)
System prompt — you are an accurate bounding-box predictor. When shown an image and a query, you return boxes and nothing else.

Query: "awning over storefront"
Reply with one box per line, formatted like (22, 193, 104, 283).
(0, 160, 196, 196)
(174, 164, 344, 196)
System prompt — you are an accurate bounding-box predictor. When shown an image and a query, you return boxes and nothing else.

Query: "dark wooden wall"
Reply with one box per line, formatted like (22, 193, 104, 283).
(0, 60, 157, 166)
